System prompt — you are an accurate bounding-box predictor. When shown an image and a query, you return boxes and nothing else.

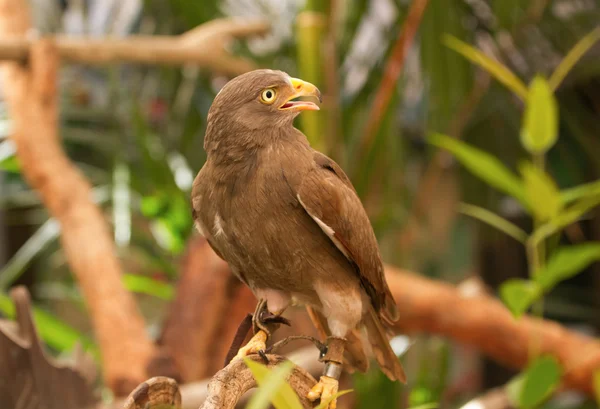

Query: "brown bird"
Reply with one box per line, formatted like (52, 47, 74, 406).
(192, 69, 406, 407)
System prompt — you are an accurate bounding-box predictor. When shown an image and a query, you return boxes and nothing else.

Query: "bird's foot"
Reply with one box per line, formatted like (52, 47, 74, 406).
(252, 298, 291, 336)
(234, 330, 268, 361)
(307, 375, 339, 409)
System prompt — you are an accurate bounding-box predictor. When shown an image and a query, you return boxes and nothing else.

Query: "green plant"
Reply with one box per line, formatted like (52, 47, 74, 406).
(428, 27, 600, 409)
(244, 358, 351, 409)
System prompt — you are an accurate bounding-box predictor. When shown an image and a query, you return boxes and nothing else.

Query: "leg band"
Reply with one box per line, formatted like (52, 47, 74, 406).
(323, 362, 343, 379)
(320, 336, 346, 365)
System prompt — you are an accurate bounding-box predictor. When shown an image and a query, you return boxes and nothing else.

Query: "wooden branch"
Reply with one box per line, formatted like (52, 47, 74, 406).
(199, 354, 316, 409)
(0, 17, 269, 74)
(386, 267, 600, 394)
(0, 287, 97, 409)
(0, 0, 155, 395)
(155, 237, 237, 381)
(122, 376, 182, 409)
(118, 347, 323, 409)
(122, 353, 318, 409)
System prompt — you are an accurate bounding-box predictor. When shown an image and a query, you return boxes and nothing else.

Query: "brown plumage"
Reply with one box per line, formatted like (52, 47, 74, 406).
(191, 69, 406, 383)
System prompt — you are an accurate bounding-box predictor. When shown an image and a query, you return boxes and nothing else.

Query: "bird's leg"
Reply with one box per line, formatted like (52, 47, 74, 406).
(307, 336, 345, 409)
(233, 298, 290, 362)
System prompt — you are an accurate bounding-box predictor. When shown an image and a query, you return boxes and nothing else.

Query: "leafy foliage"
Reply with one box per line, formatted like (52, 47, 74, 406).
(507, 356, 562, 409)
(521, 77, 558, 155)
(427, 133, 529, 208)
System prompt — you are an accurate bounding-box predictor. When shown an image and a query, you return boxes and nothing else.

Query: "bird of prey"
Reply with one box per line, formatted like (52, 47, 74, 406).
(192, 69, 406, 408)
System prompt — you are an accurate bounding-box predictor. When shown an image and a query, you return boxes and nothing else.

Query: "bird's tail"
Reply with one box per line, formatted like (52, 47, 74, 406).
(363, 305, 407, 383)
(306, 306, 369, 373)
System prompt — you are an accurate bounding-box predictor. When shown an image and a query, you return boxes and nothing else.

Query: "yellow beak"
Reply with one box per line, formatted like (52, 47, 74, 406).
(279, 77, 322, 111)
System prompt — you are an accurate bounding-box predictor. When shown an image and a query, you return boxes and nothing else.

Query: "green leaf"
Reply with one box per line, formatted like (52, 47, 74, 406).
(315, 390, 353, 409)
(499, 279, 541, 318)
(521, 76, 559, 154)
(536, 243, 600, 290)
(506, 374, 525, 408)
(122, 274, 174, 300)
(406, 404, 438, 409)
(530, 195, 600, 245)
(0, 219, 60, 290)
(520, 356, 562, 408)
(0, 293, 99, 359)
(428, 133, 529, 209)
(459, 203, 527, 243)
(0, 141, 20, 173)
(560, 179, 600, 205)
(245, 358, 303, 409)
(0, 155, 21, 173)
(549, 27, 600, 91)
(519, 161, 562, 221)
(593, 369, 600, 406)
(443, 35, 528, 99)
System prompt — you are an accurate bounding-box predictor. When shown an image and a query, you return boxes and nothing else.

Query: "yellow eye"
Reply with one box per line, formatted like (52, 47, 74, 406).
(260, 88, 277, 104)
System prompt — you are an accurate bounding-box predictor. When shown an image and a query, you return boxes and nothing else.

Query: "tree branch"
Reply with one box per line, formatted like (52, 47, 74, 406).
(199, 354, 316, 409)
(122, 351, 319, 409)
(386, 268, 600, 394)
(0, 0, 156, 395)
(0, 17, 269, 75)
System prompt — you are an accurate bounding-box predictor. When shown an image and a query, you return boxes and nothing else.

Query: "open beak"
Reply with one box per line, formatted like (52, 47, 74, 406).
(279, 78, 322, 112)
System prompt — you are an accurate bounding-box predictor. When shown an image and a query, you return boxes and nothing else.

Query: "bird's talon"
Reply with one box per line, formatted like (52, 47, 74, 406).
(307, 376, 339, 409)
(233, 330, 268, 361)
(262, 315, 291, 327)
(258, 349, 269, 364)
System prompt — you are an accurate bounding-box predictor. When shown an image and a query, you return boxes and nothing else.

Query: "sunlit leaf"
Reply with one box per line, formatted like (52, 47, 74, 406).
(549, 27, 600, 91)
(459, 203, 527, 243)
(593, 369, 600, 406)
(122, 274, 174, 300)
(315, 390, 353, 409)
(0, 140, 20, 173)
(499, 279, 541, 318)
(0, 293, 98, 359)
(141, 195, 164, 217)
(560, 179, 600, 205)
(296, 8, 326, 151)
(521, 77, 558, 154)
(520, 356, 562, 408)
(443, 35, 528, 99)
(519, 161, 562, 221)
(428, 133, 529, 209)
(506, 374, 524, 408)
(245, 358, 303, 409)
(530, 195, 600, 245)
(0, 155, 20, 173)
(406, 404, 438, 409)
(536, 243, 600, 290)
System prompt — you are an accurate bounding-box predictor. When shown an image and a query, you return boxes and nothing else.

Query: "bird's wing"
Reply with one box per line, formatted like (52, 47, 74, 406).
(297, 152, 398, 323)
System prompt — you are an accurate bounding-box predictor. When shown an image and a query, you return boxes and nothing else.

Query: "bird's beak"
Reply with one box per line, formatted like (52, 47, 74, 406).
(279, 78, 322, 112)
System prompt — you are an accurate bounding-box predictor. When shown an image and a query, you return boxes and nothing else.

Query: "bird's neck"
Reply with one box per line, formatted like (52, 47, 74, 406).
(203, 123, 308, 165)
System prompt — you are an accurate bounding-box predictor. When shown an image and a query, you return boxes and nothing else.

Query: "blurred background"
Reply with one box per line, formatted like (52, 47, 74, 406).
(1, 0, 600, 408)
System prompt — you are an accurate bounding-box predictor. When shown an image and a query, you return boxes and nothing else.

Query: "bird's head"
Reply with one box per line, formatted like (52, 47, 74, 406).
(207, 69, 322, 134)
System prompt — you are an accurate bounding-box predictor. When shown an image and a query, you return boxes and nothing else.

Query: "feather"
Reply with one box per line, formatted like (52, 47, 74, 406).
(363, 305, 406, 383)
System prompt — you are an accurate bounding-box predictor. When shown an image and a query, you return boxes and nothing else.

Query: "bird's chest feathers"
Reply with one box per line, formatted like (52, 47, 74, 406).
(196, 152, 301, 260)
